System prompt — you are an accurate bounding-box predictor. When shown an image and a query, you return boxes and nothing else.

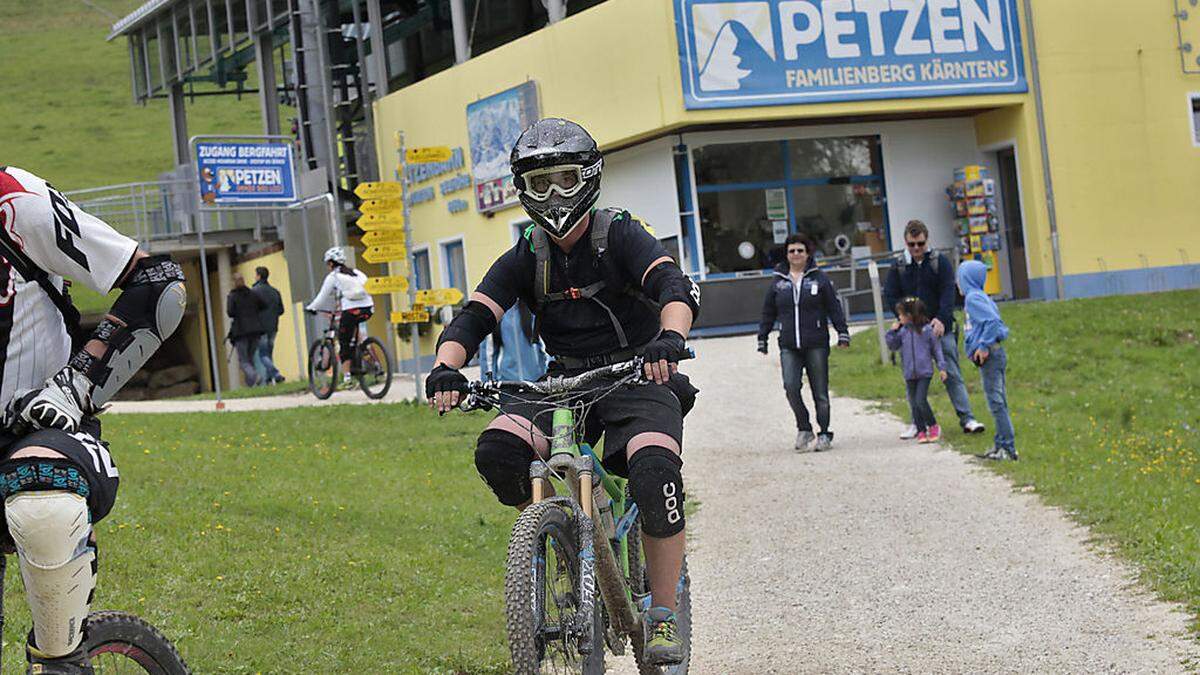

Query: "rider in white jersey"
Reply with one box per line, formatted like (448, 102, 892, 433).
(0, 166, 186, 674)
(307, 247, 374, 386)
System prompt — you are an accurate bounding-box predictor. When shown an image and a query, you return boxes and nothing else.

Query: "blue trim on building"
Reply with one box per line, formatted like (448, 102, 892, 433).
(672, 143, 702, 274)
(1028, 264, 1200, 300)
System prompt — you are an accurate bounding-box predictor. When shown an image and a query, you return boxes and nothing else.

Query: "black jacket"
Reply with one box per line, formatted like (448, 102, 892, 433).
(758, 261, 850, 351)
(226, 286, 266, 339)
(882, 251, 957, 331)
(252, 279, 285, 334)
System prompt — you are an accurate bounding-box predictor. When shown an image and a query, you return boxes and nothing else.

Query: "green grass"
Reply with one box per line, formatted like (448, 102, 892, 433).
(831, 289, 1200, 629)
(0, 1, 263, 191)
(1, 403, 511, 673)
(178, 379, 312, 400)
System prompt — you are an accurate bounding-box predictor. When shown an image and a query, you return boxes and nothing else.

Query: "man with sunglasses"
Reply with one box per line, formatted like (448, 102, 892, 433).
(424, 118, 700, 665)
(883, 220, 984, 437)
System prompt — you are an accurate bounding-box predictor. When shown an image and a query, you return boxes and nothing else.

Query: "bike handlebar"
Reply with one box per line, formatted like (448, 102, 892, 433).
(459, 349, 694, 411)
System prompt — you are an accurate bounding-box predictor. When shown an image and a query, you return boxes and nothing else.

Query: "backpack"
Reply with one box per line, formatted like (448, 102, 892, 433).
(528, 208, 659, 349)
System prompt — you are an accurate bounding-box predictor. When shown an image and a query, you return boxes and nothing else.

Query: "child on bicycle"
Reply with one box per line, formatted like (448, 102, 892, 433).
(306, 247, 373, 388)
(886, 297, 948, 443)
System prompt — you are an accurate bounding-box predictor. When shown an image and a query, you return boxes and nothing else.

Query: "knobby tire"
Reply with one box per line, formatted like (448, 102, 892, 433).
(504, 501, 604, 675)
(86, 610, 190, 674)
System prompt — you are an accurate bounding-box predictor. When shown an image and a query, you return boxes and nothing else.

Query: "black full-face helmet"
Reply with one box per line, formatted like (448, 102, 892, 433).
(510, 118, 603, 239)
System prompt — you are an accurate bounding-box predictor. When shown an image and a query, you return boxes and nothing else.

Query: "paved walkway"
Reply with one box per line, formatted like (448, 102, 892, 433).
(606, 334, 1197, 673)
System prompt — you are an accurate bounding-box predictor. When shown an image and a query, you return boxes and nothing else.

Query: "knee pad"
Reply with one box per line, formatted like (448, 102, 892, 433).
(627, 447, 685, 538)
(5, 490, 95, 657)
(475, 429, 537, 506)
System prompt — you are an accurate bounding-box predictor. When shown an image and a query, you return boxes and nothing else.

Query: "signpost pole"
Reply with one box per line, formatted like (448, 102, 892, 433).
(398, 132, 423, 403)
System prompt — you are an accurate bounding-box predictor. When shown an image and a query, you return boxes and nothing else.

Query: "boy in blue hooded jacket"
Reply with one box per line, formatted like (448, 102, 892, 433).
(957, 260, 1017, 461)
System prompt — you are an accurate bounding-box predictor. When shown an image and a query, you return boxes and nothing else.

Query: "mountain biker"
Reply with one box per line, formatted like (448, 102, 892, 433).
(306, 247, 374, 387)
(0, 166, 186, 674)
(425, 118, 701, 666)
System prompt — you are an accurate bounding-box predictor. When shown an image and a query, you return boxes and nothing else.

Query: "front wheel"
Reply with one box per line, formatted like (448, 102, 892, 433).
(355, 336, 393, 400)
(505, 501, 605, 675)
(86, 610, 190, 674)
(308, 339, 338, 400)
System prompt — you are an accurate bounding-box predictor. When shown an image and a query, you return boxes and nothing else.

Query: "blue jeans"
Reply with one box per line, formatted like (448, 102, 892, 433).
(979, 346, 1015, 451)
(939, 331, 975, 426)
(905, 377, 936, 432)
(780, 347, 830, 434)
(253, 331, 281, 383)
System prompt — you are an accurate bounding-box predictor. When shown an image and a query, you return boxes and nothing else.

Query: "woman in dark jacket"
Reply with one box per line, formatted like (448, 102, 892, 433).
(757, 233, 851, 452)
(226, 273, 266, 386)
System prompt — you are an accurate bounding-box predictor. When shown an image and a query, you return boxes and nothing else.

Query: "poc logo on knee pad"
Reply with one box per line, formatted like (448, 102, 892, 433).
(663, 482, 681, 525)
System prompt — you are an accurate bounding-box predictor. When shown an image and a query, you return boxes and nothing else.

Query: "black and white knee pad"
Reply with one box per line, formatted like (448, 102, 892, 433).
(627, 446, 685, 538)
(475, 429, 537, 507)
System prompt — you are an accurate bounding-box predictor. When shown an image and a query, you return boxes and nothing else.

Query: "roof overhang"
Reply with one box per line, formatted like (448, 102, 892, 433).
(108, 0, 176, 41)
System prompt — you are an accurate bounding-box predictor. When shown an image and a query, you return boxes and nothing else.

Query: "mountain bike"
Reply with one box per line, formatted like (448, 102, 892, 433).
(458, 356, 693, 675)
(0, 549, 190, 673)
(307, 310, 393, 400)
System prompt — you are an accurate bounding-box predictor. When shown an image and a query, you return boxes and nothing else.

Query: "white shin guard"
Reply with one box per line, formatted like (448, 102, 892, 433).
(5, 491, 94, 657)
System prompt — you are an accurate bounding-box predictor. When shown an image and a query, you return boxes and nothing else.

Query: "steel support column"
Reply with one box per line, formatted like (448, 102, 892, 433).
(168, 83, 189, 165)
(366, 0, 389, 96)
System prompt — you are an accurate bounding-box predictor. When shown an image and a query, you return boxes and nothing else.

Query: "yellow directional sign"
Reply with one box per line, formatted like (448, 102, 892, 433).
(353, 181, 402, 200)
(356, 212, 404, 230)
(415, 288, 465, 306)
(406, 146, 453, 164)
(391, 310, 430, 324)
(362, 229, 407, 246)
(365, 276, 409, 294)
(362, 244, 408, 264)
(359, 197, 402, 213)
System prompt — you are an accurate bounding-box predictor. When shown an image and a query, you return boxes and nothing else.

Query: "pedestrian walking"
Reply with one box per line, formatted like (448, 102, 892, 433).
(885, 297, 948, 443)
(883, 219, 985, 437)
(757, 233, 851, 452)
(226, 272, 265, 387)
(958, 260, 1018, 461)
(252, 266, 286, 384)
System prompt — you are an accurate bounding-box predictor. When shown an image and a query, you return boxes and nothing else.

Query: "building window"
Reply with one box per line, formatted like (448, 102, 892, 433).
(693, 135, 888, 275)
(440, 239, 468, 298)
(412, 248, 431, 290)
(1191, 94, 1200, 146)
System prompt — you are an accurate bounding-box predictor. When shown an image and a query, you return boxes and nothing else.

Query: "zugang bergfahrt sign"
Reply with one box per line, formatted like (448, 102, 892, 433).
(195, 141, 296, 204)
(675, 0, 1026, 109)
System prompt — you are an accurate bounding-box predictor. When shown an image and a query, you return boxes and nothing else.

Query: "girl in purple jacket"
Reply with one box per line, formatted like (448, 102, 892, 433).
(885, 297, 948, 443)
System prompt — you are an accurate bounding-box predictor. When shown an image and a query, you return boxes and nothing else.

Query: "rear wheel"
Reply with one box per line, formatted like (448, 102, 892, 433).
(86, 610, 190, 674)
(308, 339, 338, 399)
(626, 493, 691, 675)
(505, 501, 605, 674)
(355, 336, 393, 400)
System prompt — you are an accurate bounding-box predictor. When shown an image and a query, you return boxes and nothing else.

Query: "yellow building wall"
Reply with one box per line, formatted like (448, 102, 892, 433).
(373, 0, 1199, 305)
(1029, 2, 1200, 278)
(373, 0, 1030, 341)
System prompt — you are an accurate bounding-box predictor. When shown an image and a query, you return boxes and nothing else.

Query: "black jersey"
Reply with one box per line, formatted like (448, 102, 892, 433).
(476, 213, 669, 358)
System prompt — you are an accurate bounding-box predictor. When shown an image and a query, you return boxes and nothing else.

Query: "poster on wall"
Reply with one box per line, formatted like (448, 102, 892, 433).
(674, 0, 1027, 109)
(194, 141, 296, 204)
(466, 81, 541, 213)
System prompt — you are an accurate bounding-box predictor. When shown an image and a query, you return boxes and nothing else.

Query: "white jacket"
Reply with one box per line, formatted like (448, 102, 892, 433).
(307, 268, 373, 312)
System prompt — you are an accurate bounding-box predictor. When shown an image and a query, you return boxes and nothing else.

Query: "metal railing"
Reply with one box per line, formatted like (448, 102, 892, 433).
(65, 179, 283, 246)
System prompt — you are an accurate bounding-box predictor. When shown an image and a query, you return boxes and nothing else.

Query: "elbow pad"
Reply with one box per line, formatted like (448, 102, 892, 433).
(643, 262, 701, 320)
(435, 300, 498, 363)
(68, 255, 187, 407)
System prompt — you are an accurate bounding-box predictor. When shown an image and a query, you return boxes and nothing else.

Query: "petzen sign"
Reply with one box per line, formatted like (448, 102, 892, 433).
(195, 142, 296, 203)
(675, 0, 1026, 109)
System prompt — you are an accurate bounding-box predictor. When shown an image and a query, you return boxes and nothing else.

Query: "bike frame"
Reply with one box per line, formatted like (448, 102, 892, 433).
(530, 407, 643, 654)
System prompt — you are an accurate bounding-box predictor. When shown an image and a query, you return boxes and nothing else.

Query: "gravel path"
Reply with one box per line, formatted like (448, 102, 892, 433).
(606, 333, 1197, 674)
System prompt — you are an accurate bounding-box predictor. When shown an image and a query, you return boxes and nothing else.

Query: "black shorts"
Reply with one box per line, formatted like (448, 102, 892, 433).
(339, 308, 373, 361)
(496, 371, 695, 478)
(0, 421, 120, 523)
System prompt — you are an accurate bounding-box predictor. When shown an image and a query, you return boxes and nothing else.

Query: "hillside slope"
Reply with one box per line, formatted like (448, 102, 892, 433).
(0, 0, 263, 190)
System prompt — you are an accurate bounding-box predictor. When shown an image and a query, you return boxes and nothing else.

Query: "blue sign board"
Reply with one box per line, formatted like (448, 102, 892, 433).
(195, 142, 296, 204)
(675, 0, 1026, 109)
